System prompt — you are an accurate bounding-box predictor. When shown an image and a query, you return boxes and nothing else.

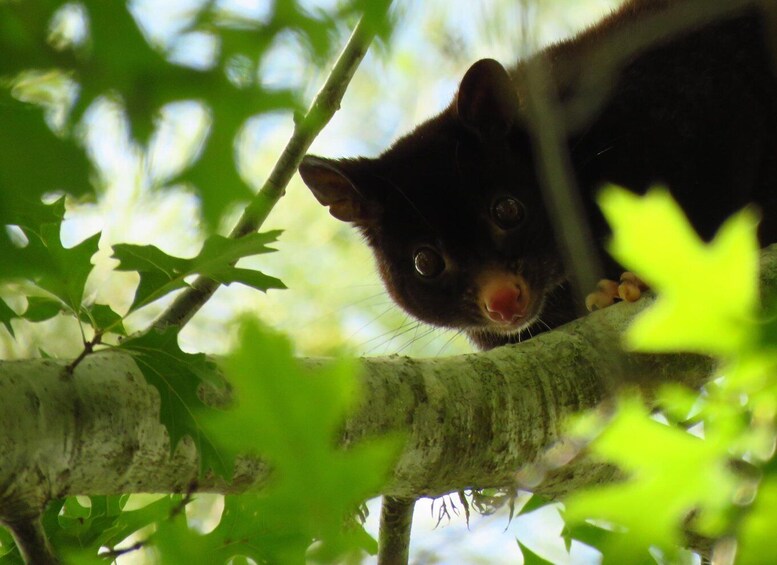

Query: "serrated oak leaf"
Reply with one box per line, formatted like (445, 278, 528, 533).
(21, 226, 100, 312)
(78, 303, 127, 336)
(12, 201, 101, 312)
(564, 398, 735, 562)
(0, 297, 17, 337)
(112, 231, 284, 313)
(118, 328, 229, 477)
(23, 296, 65, 322)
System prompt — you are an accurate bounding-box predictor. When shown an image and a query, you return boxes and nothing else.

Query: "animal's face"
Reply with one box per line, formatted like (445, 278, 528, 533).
(299, 59, 571, 348)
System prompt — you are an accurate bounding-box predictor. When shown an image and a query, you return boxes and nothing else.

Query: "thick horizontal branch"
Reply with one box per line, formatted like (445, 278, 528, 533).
(1, 246, 775, 517)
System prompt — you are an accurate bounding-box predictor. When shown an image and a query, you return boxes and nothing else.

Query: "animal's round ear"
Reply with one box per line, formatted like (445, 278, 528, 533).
(298, 155, 380, 224)
(456, 58, 519, 140)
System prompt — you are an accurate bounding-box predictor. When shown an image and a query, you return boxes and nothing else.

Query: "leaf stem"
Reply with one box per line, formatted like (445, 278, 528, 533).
(63, 332, 102, 377)
(151, 4, 391, 333)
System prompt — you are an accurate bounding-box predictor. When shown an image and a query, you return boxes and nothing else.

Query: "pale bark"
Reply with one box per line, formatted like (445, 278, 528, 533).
(1, 246, 775, 519)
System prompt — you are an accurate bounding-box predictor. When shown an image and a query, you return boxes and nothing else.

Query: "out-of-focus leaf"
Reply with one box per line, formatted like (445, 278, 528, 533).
(0, 95, 92, 279)
(173, 86, 297, 227)
(118, 328, 227, 477)
(564, 397, 736, 563)
(737, 478, 777, 565)
(73, 0, 195, 142)
(561, 520, 610, 553)
(598, 186, 760, 356)
(517, 494, 552, 516)
(112, 231, 285, 313)
(0, 95, 89, 218)
(96, 495, 179, 549)
(0, 1, 68, 75)
(151, 320, 401, 563)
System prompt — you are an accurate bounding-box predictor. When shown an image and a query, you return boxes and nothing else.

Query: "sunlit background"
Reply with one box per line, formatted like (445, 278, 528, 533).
(1, 0, 624, 562)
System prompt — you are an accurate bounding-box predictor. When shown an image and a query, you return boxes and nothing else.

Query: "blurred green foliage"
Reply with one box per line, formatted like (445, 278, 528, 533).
(555, 187, 777, 564)
(151, 321, 401, 564)
(6, 0, 776, 564)
(0, 0, 400, 562)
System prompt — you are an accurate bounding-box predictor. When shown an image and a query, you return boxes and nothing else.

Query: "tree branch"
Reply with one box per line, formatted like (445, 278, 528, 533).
(152, 3, 391, 332)
(0, 246, 772, 521)
(378, 497, 415, 565)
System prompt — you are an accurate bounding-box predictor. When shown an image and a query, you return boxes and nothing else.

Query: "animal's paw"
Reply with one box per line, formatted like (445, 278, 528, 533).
(617, 271, 648, 302)
(585, 279, 619, 311)
(585, 272, 648, 312)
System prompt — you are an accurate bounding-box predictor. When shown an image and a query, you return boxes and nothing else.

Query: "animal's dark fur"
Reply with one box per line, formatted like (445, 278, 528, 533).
(300, 0, 777, 350)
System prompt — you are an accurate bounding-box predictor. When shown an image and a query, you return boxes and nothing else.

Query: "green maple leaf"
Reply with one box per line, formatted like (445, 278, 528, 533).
(564, 397, 735, 563)
(152, 320, 401, 563)
(599, 186, 760, 356)
(112, 231, 285, 313)
(118, 328, 228, 477)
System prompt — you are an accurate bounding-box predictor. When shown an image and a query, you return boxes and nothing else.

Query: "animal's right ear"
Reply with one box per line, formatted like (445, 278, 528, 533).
(298, 156, 379, 224)
(456, 58, 519, 140)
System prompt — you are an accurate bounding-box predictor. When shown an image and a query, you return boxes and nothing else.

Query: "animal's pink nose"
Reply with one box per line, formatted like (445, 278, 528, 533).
(485, 286, 524, 323)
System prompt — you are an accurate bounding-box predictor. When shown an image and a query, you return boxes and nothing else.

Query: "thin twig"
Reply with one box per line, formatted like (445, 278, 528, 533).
(100, 541, 145, 560)
(62, 332, 102, 378)
(152, 4, 391, 332)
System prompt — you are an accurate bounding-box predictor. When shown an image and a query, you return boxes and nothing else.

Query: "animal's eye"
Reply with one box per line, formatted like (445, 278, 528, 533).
(491, 196, 526, 229)
(413, 246, 445, 278)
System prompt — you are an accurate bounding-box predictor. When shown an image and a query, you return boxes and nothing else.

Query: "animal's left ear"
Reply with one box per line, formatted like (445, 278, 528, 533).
(298, 155, 381, 224)
(456, 58, 519, 140)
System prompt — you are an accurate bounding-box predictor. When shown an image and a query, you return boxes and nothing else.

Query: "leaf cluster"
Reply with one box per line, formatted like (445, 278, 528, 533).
(555, 187, 777, 564)
(141, 322, 400, 564)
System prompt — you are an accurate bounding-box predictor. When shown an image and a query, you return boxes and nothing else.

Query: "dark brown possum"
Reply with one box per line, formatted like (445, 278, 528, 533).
(299, 0, 777, 350)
